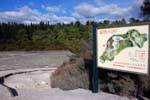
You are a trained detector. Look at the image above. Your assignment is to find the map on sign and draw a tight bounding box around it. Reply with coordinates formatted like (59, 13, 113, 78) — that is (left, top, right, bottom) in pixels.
(97, 25, 149, 74)
(100, 29, 148, 63)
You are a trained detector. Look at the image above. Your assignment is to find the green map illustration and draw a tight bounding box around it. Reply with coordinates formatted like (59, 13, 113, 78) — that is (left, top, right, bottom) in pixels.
(100, 29, 148, 63)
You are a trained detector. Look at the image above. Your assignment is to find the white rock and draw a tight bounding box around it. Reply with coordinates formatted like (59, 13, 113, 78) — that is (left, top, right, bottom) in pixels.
(40, 81, 47, 85)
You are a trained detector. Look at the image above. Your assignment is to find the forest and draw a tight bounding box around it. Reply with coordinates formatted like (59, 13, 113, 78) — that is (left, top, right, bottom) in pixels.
(0, 18, 149, 52)
(0, 21, 91, 52)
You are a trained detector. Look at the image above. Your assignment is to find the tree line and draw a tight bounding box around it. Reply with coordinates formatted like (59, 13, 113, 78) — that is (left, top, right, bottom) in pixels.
(0, 18, 149, 52)
(0, 21, 91, 52)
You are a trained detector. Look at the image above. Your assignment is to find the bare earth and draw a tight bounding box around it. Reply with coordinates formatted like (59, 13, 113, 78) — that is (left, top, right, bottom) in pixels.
(0, 51, 71, 71)
(0, 51, 138, 100)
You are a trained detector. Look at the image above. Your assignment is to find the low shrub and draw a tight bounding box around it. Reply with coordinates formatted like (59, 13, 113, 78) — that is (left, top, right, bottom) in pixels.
(50, 57, 89, 90)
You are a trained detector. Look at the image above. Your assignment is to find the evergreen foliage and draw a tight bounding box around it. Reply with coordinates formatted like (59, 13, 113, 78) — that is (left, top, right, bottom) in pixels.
(0, 19, 149, 52)
(141, 0, 150, 19)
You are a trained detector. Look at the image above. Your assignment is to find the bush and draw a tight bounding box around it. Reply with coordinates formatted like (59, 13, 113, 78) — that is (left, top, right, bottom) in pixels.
(137, 75, 150, 98)
(99, 71, 137, 96)
(50, 57, 89, 90)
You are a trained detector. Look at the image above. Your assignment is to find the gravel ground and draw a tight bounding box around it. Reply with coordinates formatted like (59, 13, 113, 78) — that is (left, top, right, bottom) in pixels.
(0, 51, 139, 100)
(13, 88, 138, 100)
(4, 70, 138, 100)
(0, 51, 72, 71)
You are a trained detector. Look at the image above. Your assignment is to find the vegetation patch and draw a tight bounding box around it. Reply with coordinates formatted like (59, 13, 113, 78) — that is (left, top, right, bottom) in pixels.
(51, 57, 89, 90)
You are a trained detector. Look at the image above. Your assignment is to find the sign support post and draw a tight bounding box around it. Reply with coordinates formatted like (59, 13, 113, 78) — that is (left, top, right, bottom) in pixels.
(92, 24, 99, 93)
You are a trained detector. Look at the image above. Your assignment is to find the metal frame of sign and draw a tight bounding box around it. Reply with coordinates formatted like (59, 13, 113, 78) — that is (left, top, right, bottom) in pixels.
(92, 24, 99, 93)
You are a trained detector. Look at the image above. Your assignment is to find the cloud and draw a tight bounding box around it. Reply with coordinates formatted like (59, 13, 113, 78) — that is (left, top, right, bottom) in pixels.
(41, 5, 67, 14)
(0, 6, 75, 24)
(41, 5, 60, 12)
(20, 6, 40, 15)
(127, 0, 144, 18)
(73, 3, 130, 19)
(72, 0, 145, 23)
(0, 6, 41, 24)
(94, 0, 105, 6)
(0, 6, 39, 17)
(34, 13, 76, 24)
(135, 0, 144, 4)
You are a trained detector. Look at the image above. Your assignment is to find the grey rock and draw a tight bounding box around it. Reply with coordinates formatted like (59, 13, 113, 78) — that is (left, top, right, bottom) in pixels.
(0, 84, 13, 99)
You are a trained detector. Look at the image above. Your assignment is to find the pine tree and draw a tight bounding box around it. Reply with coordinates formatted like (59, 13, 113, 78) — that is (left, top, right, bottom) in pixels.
(141, 0, 150, 19)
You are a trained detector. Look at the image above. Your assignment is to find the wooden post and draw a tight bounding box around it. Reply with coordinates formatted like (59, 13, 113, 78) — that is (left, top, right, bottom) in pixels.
(92, 24, 99, 93)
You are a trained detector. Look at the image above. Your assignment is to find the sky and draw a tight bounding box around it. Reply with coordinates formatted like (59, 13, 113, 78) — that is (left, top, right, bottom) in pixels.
(0, 0, 144, 24)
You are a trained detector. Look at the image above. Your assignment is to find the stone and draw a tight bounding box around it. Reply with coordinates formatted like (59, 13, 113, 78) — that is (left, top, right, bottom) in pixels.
(0, 84, 13, 98)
